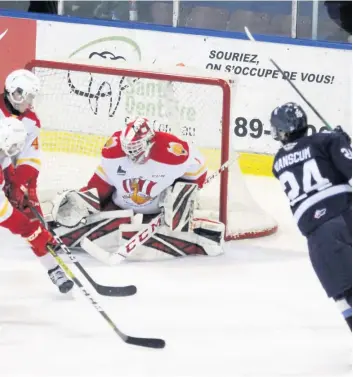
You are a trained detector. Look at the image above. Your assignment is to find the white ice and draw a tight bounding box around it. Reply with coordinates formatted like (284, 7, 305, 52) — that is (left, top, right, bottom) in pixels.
(0, 176, 351, 377)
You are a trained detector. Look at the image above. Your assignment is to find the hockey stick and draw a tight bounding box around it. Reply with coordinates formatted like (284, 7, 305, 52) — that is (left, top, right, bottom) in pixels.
(32, 207, 137, 297)
(31, 208, 165, 349)
(244, 27, 332, 130)
(82, 155, 238, 265)
(81, 212, 163, 265)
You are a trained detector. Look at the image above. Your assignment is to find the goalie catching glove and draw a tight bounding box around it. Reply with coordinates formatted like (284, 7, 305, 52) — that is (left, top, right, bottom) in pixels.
(46, 188, 136, 251)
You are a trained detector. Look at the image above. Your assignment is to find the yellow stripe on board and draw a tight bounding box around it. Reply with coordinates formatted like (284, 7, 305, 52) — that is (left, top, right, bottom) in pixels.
(199, 148, 274, 177)
(238, 153, 274, 177)
(40, 130, 108, 157)
(39, 130, 274, 177)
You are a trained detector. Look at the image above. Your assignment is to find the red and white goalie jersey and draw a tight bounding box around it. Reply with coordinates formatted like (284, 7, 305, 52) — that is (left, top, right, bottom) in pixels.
(85, 124, 207, 214)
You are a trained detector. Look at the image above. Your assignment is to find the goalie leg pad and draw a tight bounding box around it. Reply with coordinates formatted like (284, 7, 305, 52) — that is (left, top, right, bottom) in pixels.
(120, 218, 225, 261)
(52, 210, 134, 249)
(192, 218, 224, 246)
(159, 182, 198, 232)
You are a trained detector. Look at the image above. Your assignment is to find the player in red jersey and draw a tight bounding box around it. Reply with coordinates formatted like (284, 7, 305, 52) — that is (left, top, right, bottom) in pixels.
(0, 69, 43, 219)
(0, 117, 73, 293)
(49, 118, 225, 261)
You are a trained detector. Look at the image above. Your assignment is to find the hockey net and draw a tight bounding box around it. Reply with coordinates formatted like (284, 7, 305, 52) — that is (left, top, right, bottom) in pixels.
(25, 59, 277, 241)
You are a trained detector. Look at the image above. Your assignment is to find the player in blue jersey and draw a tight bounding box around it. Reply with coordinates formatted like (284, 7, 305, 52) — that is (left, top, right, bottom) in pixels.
(271, 102, 352, 331)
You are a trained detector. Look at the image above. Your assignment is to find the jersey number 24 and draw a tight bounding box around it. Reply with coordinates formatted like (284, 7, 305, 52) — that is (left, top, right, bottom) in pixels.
(279, 159, 331, 206)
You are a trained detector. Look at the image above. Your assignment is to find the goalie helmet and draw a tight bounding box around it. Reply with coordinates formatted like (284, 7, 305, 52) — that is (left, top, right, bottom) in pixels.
(121, 117, 155, 164)
(5, 69, 41, 113)
(270, 102, 308, 144)
(0, 117, 26, 157)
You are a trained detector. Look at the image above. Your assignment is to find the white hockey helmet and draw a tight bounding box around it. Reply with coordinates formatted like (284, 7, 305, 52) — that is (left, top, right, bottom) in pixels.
(121, 117, 155, 164)
(5, 69, 40, 112)
(0, 117, 27, 157)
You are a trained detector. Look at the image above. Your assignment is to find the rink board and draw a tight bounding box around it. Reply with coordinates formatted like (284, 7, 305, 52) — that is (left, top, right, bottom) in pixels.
(39, 129, 274, 177)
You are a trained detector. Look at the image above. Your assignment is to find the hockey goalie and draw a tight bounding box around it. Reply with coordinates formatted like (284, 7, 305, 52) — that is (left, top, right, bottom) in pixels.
(47, 117, 225, 262)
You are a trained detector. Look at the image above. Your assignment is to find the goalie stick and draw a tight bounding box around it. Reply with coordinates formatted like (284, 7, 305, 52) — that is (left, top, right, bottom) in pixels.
(31, 208, 165, 349)
(82, 155, 238, 265)
(244, 27, 332, 131)
(32, 207, 137, 297)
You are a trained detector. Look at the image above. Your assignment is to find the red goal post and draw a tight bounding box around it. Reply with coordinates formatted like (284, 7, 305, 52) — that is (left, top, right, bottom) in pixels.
(25, 59, 277, 241)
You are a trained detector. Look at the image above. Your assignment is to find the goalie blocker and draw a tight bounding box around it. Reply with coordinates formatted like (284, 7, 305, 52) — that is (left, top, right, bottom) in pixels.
(46, 183, 225, 261)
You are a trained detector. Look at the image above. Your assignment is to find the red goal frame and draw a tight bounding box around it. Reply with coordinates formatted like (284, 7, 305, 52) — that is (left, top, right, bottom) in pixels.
(26, 59, 232, 237)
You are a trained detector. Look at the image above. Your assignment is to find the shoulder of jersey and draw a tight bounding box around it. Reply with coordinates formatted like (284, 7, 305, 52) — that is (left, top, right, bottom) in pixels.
(102, 131, 126, 159)
(274, 132, 334, 159)
(150, 132, 190, 165)
(21, 109, 41, 127)
(309, 130, 337, 145)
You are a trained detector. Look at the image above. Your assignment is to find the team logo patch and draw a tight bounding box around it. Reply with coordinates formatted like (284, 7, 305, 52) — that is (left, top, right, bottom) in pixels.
(167, 142, 188, 157)
(314, 208, 326, 219)
(117, 166, 126, 175)
(122, 178, 157, 205)
(283, 142, 297, 151)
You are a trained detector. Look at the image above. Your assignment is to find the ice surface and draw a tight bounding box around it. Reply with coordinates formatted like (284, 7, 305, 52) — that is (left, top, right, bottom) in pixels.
(0, 176, 351, 377)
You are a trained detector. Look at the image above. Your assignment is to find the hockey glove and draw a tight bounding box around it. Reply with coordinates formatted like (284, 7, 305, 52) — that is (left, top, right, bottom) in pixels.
(8, 164, 32, 209)
(9, 165, 43, 217)
(3, 164, 15, 198)
(24, 180, 43, 217)
(334, 126, 351, 144)
(9, 183, 27, 210)
(24, 221, 57, 257)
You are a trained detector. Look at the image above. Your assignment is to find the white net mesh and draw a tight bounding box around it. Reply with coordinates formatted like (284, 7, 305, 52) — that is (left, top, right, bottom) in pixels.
(29, 59, 277, 240)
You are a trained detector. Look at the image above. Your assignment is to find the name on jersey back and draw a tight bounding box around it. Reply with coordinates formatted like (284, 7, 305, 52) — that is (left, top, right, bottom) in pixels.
(274, 147, 311, 173)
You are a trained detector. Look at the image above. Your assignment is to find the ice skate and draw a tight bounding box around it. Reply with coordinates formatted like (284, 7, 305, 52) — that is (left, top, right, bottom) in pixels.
(48, 265, 74, 293)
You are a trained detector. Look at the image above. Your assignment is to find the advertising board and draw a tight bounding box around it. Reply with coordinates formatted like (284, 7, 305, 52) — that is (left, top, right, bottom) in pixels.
(0, 17, 36, 86)
(35, 20, 351, 157)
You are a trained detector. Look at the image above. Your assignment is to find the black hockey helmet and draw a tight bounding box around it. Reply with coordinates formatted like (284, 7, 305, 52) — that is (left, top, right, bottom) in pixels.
(270, 102, 308, 143)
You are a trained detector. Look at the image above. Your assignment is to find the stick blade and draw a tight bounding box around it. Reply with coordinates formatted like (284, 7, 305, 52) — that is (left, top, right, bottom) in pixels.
(81, 237, 124, 265)
(95, 284, 137, 297)
(126, 336, 166, 349)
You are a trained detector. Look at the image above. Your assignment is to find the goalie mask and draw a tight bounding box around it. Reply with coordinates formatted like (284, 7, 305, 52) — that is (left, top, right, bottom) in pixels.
(121, 118, 155, 164)
(5, 69, 41, 113)
(0, 117, 26, 157)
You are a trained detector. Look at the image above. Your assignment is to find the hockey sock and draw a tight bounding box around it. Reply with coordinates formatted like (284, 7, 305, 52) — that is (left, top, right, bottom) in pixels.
(38, 252, 59, 271)
(335, 288, 352, 331)
(345, 289, 352, 331)
(345, 316, 352, 331)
